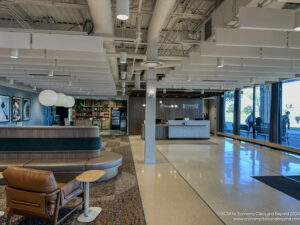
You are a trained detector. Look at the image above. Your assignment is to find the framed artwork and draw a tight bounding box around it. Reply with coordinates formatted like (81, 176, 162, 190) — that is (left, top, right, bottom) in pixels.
(23, 98, 31, 121)
(0, 95, 10, 122)
(12, 97, 22, 121)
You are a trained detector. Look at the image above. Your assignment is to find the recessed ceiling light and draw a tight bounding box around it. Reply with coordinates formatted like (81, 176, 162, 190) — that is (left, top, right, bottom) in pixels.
(116, 0, 129, 21)
(10, 48, 18, 59)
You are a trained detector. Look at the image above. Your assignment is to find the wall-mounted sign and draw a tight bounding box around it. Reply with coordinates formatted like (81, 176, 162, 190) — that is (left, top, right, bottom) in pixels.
(160, 104, 178, 109)
(183, 104, 198, 109)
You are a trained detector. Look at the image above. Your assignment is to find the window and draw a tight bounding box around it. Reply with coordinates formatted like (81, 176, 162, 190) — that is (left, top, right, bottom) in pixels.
(240, 88, 253, 138)
(282, 79, 300, 149)
(254, 84, 271, 141)
(224, 91, 234, 134)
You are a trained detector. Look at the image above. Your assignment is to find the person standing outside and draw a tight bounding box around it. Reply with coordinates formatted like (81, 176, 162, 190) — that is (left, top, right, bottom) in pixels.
(282, 111, 290, 137)
(246, 112, 254, 131)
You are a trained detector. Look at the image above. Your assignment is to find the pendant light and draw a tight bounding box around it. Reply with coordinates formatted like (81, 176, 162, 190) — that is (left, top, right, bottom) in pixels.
(39, 90, 58, 106)
(10, 48, 18, 59)
(120, 52, 127, 64)
(217, 57, 224, 68)
(55, 93, 67, 107)
(65, 96, 75, 108)
(116, 0, 130, 21)
(295, 11, 300, 31)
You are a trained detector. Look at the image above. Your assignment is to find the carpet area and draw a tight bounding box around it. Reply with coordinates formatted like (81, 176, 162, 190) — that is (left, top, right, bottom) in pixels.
(253, 176, 300, 201)
(0, 136, 146, 225)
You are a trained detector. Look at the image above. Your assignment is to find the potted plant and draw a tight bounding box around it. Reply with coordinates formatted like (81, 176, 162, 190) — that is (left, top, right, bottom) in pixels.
(16, 119, 23, 126)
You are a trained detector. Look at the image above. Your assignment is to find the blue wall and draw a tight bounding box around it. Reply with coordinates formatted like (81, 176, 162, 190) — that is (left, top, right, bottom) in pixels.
(0, 85, 45, 126)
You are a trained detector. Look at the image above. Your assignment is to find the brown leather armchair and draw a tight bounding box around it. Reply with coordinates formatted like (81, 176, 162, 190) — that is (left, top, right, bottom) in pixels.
(3, 166, 85, 225)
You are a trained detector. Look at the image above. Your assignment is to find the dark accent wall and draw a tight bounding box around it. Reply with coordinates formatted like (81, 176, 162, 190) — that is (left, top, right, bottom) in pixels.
(0, 85, 45, 126)
(129, 97, 204, 135)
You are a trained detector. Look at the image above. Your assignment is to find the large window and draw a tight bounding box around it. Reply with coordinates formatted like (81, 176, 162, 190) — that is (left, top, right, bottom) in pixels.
(224, 91, 234, 134)
(254, 84, 271, 141)
(282, 79, 300, 149)
(240, 88, 253, 138)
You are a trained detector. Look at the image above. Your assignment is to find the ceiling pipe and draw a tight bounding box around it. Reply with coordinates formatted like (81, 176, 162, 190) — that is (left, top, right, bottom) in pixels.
(87, 0, 119, 88)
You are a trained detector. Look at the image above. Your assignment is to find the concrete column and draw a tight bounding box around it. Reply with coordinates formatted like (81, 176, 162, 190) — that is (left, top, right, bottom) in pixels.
(144, 69, 156, 164)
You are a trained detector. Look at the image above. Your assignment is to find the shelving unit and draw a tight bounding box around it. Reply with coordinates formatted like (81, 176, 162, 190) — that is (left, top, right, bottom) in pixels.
(72, 99, 126, 130)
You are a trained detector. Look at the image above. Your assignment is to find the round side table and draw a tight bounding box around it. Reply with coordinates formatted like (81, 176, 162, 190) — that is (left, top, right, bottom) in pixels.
(0, 172, 4, 218)
(76, 170, 106, 223)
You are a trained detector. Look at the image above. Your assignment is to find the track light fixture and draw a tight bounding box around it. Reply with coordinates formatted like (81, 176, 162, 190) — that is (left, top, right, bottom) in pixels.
(68, 81, 72, 86)
(33, 86, 37, 91)
(9, 80, 14, 85)
(10, 48, 18, 59)
(116, 0, 130, 21)
(186, 76, 191, 82)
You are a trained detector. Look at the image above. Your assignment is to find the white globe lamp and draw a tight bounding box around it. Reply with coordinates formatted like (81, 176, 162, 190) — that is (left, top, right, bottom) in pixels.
(55, 93, 67, 107)
(39, 90, 58, 106)
(64, 96, 75, 108)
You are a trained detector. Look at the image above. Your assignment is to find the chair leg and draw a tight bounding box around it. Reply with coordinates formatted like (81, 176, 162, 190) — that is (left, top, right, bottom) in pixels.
(6, 213, 12, 225)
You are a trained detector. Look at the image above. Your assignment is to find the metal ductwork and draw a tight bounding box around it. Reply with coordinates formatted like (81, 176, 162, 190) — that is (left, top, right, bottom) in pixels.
(146, 0, 176, 61)
(87, 0, 119, 86)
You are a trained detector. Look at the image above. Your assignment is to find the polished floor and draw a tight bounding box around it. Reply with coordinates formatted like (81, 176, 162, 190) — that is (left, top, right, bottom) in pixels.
(130, 135, 300, 225)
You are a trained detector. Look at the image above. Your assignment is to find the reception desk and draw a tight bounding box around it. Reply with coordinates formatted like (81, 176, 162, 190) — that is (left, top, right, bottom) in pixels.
(142, 120, 210, 139)
(168, 120, 210, 139)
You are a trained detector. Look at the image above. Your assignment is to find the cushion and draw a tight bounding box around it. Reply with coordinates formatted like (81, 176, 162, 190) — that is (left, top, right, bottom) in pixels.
(3, 167, 58, 193)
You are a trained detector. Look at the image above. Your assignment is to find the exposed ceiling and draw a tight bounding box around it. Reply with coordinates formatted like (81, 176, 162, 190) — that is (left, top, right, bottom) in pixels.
(0, 0, 299, 96)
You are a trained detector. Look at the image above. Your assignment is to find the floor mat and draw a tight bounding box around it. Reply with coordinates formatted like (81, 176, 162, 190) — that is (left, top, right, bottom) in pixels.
(0, 136, 146, 225)
(253, 176, 300, 201)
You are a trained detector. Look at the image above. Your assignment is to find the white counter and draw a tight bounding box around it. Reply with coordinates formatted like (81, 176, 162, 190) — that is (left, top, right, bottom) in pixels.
(168, 120, 210, 139)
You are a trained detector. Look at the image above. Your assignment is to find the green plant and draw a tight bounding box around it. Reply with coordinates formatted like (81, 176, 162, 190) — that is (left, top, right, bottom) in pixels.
(103, 104, 109, 110)
(17, 119, 23, 122)
(76, 103, 84, 109)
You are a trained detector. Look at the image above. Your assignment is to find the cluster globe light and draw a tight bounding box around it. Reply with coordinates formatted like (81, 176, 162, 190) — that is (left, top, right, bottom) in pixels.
(65, 96, 75, 108)
(55, 93, 67, 107)
(39, 90, 58, 106)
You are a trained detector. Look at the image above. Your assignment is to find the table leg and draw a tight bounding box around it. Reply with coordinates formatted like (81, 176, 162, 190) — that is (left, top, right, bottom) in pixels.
(84, 182, 90, 217)
(78, 182, 102, 223)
